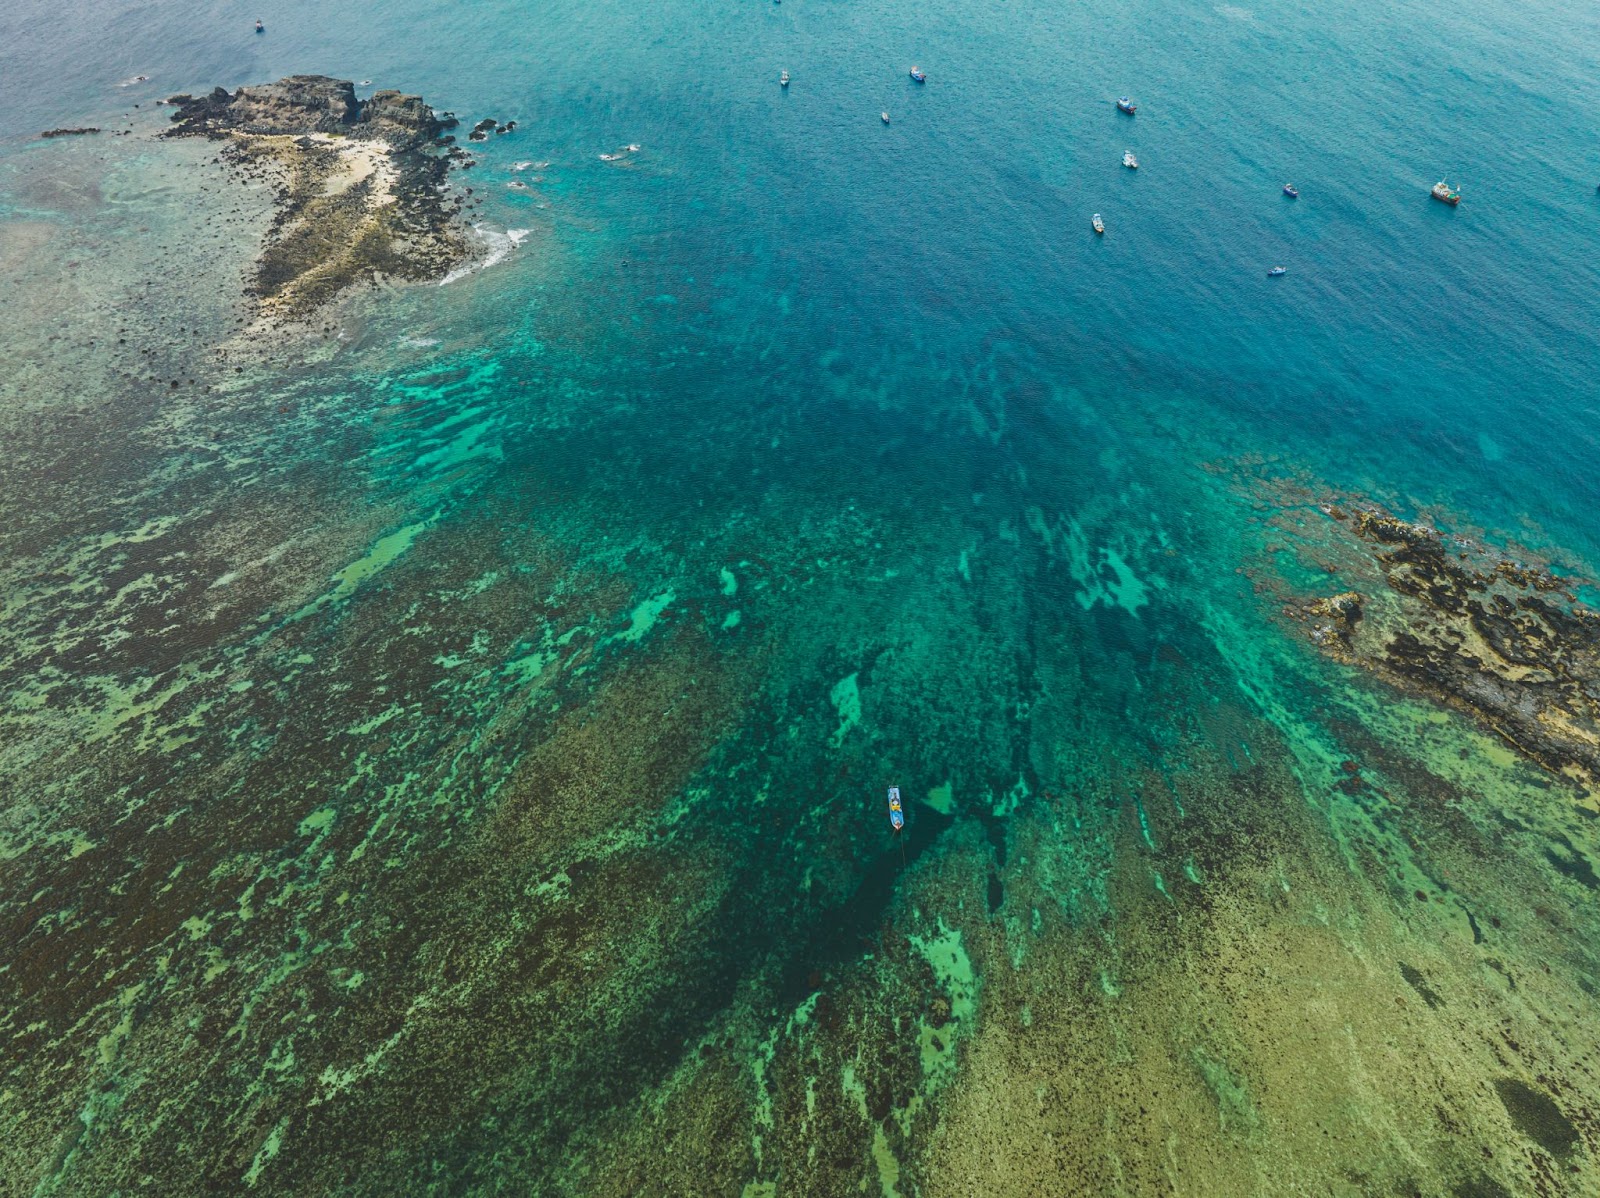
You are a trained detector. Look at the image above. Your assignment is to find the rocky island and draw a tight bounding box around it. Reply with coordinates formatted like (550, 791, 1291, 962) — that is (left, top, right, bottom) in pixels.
(162, 75, 473, 320)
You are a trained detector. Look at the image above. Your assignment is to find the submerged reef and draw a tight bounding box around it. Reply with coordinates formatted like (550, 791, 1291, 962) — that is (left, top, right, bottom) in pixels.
(1291, 507, 1600, 804)
(163, 75, 471, 320)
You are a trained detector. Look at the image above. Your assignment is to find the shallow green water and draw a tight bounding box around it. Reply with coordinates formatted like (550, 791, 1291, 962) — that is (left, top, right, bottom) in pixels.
(2, 0, 1600, 1191)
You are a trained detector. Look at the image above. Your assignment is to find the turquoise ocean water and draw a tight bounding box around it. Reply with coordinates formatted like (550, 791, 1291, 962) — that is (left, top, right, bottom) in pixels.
(4, 0, 1600, 1191)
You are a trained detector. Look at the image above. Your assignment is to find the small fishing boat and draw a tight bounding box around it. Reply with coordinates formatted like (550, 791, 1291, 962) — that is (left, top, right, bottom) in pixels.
(1431, 180, 1461, 205)
(887, 787, 905, 831)
(1283, 183, 1299, 198)
(1123, 151, 1138, 169)
(780, 70, 790, 87)
(910, 66, 926, 83)
(1117, 96, 1137, 114)
(254, 19, 264, 32)
(1092, 213, 1105, 235)
(1267, 265, 1287, 277)
(882, 111, 891, 124)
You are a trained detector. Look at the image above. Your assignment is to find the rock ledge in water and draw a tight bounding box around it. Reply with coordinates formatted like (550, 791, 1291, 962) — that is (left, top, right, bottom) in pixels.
(1300, 507, 1600, 801)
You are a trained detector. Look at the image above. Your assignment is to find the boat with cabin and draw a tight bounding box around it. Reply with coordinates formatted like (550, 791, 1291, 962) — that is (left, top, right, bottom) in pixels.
(780, 70, 789, 87)
(1117, 96, 1137, 114)
(887, 787, 905, 831)
(910, 66, 926, 82)
(1123, 151, 1138, 169)
(1431, 180, 1461, 205)
(1283, 183, 1299, 198)
(1092, 213, 1105, 235)
(1268, 265, 1287, 276)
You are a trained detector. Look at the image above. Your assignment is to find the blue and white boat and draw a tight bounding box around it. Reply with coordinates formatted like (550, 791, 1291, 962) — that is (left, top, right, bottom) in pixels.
(887, 786, 905, 831)
(1117, 96, 1137, 114)
(1267, 265, 1287, 276)
(910, 66, 927, 83)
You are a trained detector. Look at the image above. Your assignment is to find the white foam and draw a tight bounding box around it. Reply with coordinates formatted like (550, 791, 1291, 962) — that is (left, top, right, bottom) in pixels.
(439, 226, 531, 285)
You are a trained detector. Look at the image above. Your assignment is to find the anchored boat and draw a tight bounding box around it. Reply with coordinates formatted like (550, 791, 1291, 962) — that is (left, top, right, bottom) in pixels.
(1092, 213, 1105, 235)
(780, 70, 789, 87)
(1268, 265, 1287, 276)
(1117, 96, 1137, 114)
(910, 66, 926, 82)
(1283, 183, 1299, 198)
(1431, 180, 1461, 205)
(1123, 150, 1138, 169)
(887, 787, 905, 831)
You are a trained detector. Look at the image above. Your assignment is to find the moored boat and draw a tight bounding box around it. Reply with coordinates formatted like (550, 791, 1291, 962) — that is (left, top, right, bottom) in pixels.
(1092, 213, 1105, 234)
(1283, 183, 1299, 198)
(780, 70, 789, 87)
(1431, 180, 1461, 205)
(1117, 96, 1137, 114)
(910, 66, 926, 82)
(1268, 265, 1287, 276)
(1123, 150, 1138, 169)
(888, 787, 905, 831)
(882, 111, 891, 124)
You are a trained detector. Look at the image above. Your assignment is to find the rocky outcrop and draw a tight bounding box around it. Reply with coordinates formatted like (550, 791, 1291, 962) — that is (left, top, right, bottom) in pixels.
(162, 76, 471, 320)
(1299, 507, 1600, 794)
(39, 127, 101, 138)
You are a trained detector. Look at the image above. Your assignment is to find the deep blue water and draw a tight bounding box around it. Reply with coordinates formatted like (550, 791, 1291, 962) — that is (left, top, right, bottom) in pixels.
(6, 0, 1600, 560)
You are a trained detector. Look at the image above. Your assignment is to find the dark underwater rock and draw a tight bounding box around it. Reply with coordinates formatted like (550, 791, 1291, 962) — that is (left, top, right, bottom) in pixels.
(1493, 1077, 1579, 1158)
(39, 127, 101, 138)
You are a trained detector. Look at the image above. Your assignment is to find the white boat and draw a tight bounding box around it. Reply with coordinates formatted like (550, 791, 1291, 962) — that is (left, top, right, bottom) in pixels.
(1092, 213, 1105, 234)
(1123, 151, 1138, 169)
(780, 71, 790, 87)
(882, 111, 891, 124)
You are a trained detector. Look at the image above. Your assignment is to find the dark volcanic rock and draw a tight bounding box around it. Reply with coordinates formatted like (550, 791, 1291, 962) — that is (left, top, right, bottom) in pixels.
(165, 76, 459, 150)
(40, 127, 101, 138)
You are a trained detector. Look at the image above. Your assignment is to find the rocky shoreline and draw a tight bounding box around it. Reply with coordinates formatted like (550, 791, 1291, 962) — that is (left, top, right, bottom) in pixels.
(162, 76, 475, 321)
(1287, 503, 1600, 808)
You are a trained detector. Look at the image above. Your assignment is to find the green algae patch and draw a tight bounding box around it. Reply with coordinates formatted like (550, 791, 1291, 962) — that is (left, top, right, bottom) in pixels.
(991, 775, 1029, 819)
(289, 517, 433, 622)
(829, 672, 862, 747)
(909, 919, 977, 1025)
(297, 806, 336, 837)
(611, 588, 676, 645)
(720, 566, 739, 596)
(925, 781, 955, 815)
(1192, 1048, 1257, 1131)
